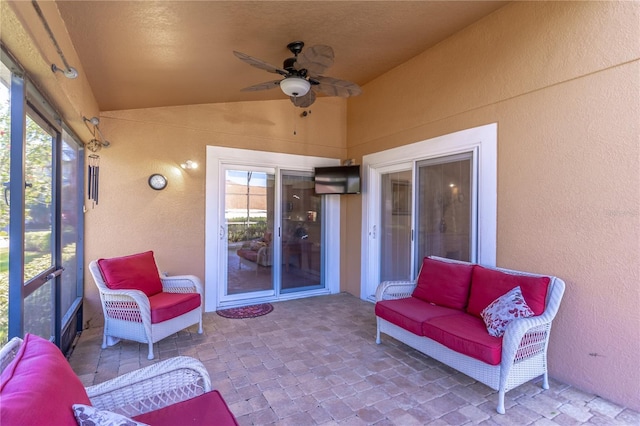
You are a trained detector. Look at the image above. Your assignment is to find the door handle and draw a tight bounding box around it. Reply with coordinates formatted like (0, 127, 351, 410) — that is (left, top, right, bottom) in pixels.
(3, 181, 33, 206)
(45, 267, 64, 282)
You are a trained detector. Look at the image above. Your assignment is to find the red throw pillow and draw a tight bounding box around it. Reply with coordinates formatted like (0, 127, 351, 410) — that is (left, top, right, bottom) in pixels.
(411, 257, 474, 310)
(97, 251, 163, 297)
(0, 333, 91, 426)
(467, 265, 550, 317)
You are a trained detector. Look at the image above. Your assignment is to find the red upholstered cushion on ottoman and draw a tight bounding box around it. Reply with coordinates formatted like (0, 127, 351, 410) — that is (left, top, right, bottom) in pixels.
(133, 390, 239, 426)
(375, 297, 461, 336)
(412, 257, 474, 310)
(0, 334, 92, 426)
(97, 250, 163, 297)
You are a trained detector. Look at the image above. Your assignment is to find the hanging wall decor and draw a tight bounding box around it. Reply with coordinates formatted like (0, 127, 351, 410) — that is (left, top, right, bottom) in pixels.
(88, 154, 100, 207)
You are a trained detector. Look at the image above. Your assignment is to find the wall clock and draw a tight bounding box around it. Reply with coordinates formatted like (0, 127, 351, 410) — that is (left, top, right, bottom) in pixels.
(148, 173, 167, 190)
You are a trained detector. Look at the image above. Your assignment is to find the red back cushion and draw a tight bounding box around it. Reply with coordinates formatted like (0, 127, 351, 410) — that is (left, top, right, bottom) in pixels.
(411, 257, 474, 310)
(97, 251, 163, 297)
(0, 333, 91, 426)
(466, 265, 550, 317)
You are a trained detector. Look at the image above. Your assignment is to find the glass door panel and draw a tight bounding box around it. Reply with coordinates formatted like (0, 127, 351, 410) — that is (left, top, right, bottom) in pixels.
(225, 169, 275, 297)
(0, 64, 10, 343)
(23, 112, 55, 340)
(416, 153, 473, 264)
(23, 114, 54, 282)
(380, 170, 413, 282)
(60, 133, 81, 320)
(281, 171, 323, 293)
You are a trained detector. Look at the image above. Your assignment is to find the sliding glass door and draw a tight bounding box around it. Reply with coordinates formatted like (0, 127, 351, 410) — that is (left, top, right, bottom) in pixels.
(221, 167, 326, 304)
(416, 153, 473, 262)
(364, 155, 476, 299)
(361, 124, 497, 301)
(22, 112, 56, 339)
(379, 169, 412, 282)
(280, 171, 323, 293)
(1, 52, 84, 350)
(209, 149, 340, 310)
(224, 168, 275, 300)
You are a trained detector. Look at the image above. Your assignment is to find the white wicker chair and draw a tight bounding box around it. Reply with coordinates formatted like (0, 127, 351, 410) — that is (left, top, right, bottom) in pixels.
(0, 337, 211, 418)
(89, 260, 204, 360)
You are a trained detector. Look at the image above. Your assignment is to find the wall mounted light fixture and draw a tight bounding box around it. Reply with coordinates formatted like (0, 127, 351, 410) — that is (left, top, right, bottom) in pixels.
(180, 160, 198, 170)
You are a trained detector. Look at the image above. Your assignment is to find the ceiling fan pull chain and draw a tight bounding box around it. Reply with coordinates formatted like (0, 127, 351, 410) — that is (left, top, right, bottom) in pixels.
(293, 105, 297, 135)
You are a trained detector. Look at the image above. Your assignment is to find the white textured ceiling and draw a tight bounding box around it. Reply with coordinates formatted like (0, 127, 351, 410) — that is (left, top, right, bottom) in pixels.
(55, 1, 506, 111)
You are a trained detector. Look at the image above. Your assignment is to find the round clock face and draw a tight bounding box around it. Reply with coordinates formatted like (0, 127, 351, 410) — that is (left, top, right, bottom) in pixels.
(148, 174, 167, 190)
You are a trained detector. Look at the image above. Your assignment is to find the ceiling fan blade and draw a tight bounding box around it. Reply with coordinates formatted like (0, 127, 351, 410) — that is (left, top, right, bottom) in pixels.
(233, 51, 288, 76)
(240, 80, 281, 92)
(295, 45, 334, 76)
(290, 90, 316, 108)
(314, 76, 363, 98)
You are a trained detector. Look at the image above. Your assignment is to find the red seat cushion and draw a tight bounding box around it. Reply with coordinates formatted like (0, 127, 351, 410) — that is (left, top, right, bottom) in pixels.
(375, 297, 461, 336)
(237, 248, 258, 263)
(132, 390, 238, 426)
(0, 334, 92, 426)
(150, 292, 201, 324)
(422, 313, 503, 365)
(466, 266, 550, 317)
(98, 251, 163, 297)
(411, 257, 474, 310)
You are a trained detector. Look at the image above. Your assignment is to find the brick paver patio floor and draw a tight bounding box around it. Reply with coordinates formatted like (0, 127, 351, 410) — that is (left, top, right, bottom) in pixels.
(69, 293, 639, 425)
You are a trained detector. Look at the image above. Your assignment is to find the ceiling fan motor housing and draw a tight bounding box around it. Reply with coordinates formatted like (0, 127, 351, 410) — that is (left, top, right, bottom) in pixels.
(283, 57, 297, 72)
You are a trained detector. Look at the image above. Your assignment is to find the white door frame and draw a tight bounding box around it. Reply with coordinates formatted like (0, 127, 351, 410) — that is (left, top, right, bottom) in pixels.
(360, 123, 497, 301)
(205, 146, 341, 311)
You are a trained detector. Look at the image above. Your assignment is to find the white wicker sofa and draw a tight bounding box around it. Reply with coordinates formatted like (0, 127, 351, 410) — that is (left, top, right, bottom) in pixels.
(0, 334, 238, 425)
(375, 256, 565, 414)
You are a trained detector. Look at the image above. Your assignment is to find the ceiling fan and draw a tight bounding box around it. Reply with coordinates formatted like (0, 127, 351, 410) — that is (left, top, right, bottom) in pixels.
(233, 41, 362, 108)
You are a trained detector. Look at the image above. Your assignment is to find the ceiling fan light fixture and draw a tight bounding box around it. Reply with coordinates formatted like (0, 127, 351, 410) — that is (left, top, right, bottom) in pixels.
(280, 77, 310, 97)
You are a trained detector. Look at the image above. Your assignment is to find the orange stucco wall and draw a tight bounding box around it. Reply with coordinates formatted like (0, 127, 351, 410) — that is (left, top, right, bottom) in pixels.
(345, 1, 640, 411)
(2, 0, 639, 412)
(82, 99, 346, 327)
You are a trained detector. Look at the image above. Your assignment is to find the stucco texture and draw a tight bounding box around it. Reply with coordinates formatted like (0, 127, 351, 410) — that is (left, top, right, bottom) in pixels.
(345, 1, 640, 411)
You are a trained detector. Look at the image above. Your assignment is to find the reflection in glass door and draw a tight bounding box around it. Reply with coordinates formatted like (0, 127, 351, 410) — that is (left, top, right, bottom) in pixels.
(380, 170, 412, 282)
(281, 171, 323, 293)
(416, 153, 473, 263)
(224, 169, 275, 298)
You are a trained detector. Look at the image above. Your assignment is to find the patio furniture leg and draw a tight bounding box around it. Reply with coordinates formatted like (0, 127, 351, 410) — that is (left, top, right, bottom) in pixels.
(542, 372, 550, 389)
(497, 389, 506, 414)
(147, 343, 154, 360)
(102, 334, 107, 349)
(376, 318, 381, 344)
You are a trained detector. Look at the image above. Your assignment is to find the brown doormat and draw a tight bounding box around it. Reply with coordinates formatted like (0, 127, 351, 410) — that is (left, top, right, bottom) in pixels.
(216, 303, 274, 319)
